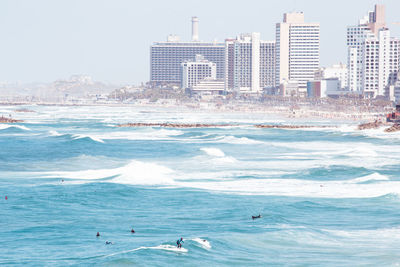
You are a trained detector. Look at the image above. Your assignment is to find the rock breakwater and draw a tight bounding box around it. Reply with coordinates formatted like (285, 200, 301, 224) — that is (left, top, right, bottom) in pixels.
(0, 116, 23, 123)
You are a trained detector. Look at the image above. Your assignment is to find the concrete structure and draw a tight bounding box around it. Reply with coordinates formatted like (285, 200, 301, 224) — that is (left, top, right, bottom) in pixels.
(315, 63, 348, 89)
(362, 30, 400, 97)
(192, 17, 199, 42)
(224, 33, 275, 93)
(181, 55, 216, 89)
(388, 72, 400, 103)
(280, 80, 300, 97)
(192, 78, 225, 94)
(307, 78, 341, 98)
(276, 12, 320, 92)
(347, 4, 400, 97)
(150, 17, 225, 85)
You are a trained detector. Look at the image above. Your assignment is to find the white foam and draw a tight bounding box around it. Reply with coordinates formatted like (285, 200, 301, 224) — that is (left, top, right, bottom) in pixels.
(322, 228, 400, 240)
(192, 238, 211, 249)
(104, 244, 187, 258)
(219, 135, 264, 145)
(200, 147, 225, 157)
(88, 129, 184, 141)
(71, 134, 105, 143)
(110, 161, 174, 185)
(178, 176, 400, 198)
(0, 124, 30, 131)
(350, 173, 390, 183)
(45, 160, 175, 186)
(149, 244, 188, 253)
(49, 130, 63, 136)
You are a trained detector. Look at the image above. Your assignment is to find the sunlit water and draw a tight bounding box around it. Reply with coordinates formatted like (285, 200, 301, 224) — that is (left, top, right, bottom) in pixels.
(1, 105, 400, 266)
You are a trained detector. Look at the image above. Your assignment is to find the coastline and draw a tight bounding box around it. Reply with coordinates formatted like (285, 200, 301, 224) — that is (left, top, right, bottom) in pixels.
(0, 100, 389, 123)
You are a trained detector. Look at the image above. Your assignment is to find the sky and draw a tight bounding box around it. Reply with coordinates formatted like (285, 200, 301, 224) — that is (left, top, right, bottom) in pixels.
(0, 0, 399, 85)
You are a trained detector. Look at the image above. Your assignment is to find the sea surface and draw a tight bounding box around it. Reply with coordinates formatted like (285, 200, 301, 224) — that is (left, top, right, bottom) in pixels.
(1, 105, 400, 266)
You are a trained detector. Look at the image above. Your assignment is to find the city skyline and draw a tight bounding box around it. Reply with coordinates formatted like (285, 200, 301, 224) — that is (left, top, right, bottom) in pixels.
(0, 0, 399, 84)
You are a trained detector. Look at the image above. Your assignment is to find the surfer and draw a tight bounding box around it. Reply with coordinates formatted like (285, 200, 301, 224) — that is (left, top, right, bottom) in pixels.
(96, 232, 100, 237)
(252, 214, 261, 220)
(176, 238, 184, 248)
(131, 228, 135, 233)
(105, 241, 113, 245)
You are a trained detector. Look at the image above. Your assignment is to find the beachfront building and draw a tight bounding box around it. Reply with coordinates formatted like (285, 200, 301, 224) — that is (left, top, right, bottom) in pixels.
(150, 17, 225, 86)
(315, 63, 348, 90)
(224, 33, 275, 93)
(307, 78, 341, 98)
(181, 55, 217, 89)
(276, 12, 320, 95)
(279, 80, 300, 97)
(347, 4, 400, 98)
(192, 78, 225, 95)
(387, 71, 400, 103)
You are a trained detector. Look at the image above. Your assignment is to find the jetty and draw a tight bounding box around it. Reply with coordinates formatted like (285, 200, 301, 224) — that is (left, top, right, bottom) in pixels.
(0, 116, 23, 123)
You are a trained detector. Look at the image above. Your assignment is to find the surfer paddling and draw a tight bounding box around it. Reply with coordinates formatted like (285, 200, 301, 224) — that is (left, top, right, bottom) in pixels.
(252, 214, 262, 220)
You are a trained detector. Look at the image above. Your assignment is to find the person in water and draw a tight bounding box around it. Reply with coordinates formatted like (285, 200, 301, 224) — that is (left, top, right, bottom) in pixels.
(131, 228, 135, 233)
(96, 232, 100, 237)
(176, 238, 184, 248)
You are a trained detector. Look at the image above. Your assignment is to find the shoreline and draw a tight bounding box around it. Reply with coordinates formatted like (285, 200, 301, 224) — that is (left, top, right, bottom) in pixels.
(0, 101, 389, 123)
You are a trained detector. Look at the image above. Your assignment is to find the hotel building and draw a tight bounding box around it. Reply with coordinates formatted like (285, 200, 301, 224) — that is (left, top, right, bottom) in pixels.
(224, 33, 275, 93)
(150, 17, 225, 85)
(275, 12, 320, 93)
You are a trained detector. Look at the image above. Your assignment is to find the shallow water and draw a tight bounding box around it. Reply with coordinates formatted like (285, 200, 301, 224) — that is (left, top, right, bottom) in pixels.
(1, 105, 400, 266)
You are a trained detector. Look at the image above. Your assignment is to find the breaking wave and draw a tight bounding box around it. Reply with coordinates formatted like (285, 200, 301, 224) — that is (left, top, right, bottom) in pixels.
(0, 124, 31, 131)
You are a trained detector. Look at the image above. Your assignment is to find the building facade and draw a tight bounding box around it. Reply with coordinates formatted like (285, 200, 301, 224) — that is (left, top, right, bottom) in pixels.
(224, 33, 275, 93)
(347, 4, 400, 97)
(276, 12, 320, 93)
(151, 42, 225, 85)
(181, 55, 216, 89)
(315, 63, 348, 90)
(307, 79, 341, 98)
(150, 17, 225, 85)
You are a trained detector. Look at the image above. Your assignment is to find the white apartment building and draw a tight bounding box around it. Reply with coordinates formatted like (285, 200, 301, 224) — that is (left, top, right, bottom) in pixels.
(224, 33, 275, 93)
(276, 12, 320, 93)
(362, 30, 400, 97)
(347, 4, 400, 97)
(315, 63, 348, 89)
(181, 55, 217, 89)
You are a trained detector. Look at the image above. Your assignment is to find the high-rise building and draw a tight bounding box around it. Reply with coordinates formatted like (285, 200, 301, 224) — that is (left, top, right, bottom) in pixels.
(150, 17, 225, 85)
(181, 55, 216, 89)
(224, 33, 275, 93)
(276, 12, 320, 93)
(347, 4, 400, 97)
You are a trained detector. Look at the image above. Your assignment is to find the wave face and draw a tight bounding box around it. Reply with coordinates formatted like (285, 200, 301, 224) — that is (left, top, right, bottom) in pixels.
(1, 105, 400, 266)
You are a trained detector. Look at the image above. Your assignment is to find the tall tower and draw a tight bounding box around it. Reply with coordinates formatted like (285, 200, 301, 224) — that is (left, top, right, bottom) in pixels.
(192, 17, 199, 42)
(275, 12, 320, 93)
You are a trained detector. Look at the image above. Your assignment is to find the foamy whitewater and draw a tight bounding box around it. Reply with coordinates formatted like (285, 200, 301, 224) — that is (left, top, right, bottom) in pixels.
(1, 105, 400, 266)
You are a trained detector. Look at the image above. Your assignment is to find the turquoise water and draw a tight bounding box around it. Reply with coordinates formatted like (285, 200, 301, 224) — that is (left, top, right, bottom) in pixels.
(1, 105, 400, 266)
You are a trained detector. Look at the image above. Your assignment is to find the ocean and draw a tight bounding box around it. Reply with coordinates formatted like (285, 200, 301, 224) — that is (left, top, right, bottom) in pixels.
(1, 105, 400, 266)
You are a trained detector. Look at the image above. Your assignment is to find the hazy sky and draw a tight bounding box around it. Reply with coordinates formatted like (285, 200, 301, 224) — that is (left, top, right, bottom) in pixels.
(0, 0, 398, 84)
